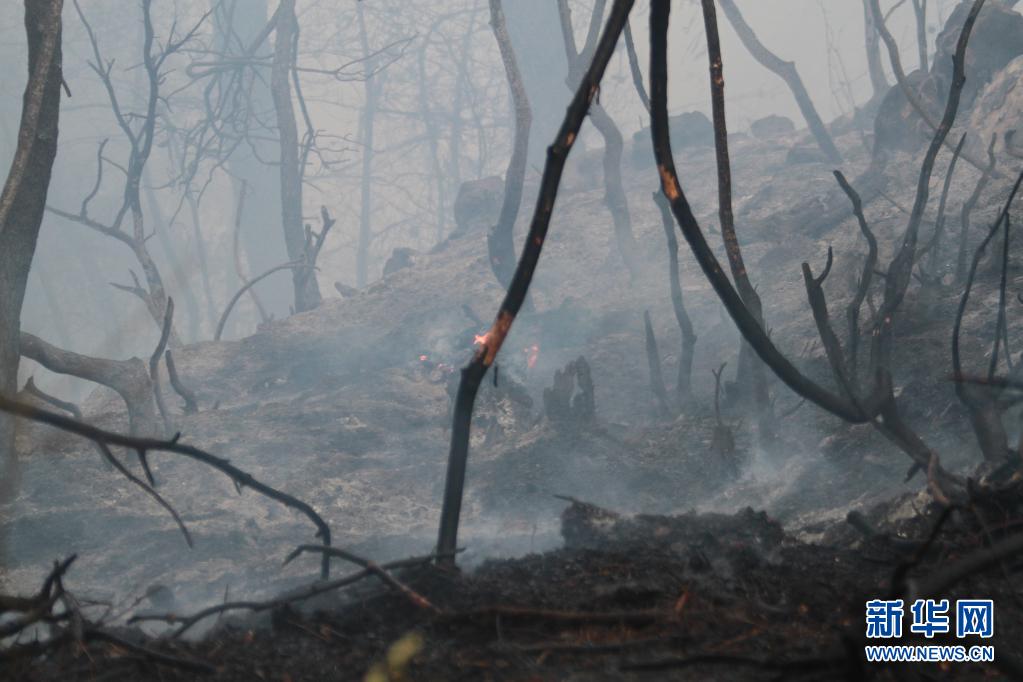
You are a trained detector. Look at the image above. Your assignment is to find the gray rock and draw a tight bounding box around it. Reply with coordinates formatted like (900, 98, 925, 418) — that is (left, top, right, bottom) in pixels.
(750, 114, 795, 140)
(451, 175, 503, 237)
(668, 111, 715, 148)
(382, 247, 417, 277)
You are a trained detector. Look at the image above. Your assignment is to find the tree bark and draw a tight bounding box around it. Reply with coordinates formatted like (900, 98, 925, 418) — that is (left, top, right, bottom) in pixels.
(271, 0, 321, 311)
(717, 0, 842, 164)
(0, 0, 63, 526)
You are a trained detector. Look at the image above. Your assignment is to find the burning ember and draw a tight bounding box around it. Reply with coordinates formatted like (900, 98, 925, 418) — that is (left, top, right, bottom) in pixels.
(473, 332, 489, 346)
(418, 353, 455, 377)
(525, 343, 540, 369)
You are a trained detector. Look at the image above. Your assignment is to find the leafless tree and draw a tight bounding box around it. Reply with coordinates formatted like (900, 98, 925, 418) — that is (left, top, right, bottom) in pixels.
(47, 0, 208, 346)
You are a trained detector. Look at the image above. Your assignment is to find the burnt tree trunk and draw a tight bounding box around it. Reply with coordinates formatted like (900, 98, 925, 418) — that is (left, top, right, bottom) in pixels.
(271, 0, 321, 311)
(0, 0, 63, 528)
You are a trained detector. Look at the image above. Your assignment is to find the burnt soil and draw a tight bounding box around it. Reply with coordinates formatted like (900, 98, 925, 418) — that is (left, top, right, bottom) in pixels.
(5, 497, 1023, 681)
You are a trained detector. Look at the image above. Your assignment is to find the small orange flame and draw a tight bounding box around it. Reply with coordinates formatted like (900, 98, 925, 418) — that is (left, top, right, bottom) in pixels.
(419, 354, 428, 362)
(474, 332, 488, 346)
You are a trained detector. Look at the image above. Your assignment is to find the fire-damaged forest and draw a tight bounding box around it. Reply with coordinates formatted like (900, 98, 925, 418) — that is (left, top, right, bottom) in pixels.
(2, 0, 1023, 679)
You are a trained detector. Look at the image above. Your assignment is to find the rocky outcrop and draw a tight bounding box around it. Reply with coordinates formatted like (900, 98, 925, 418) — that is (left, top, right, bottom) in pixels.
(968, 54, 1023, 160)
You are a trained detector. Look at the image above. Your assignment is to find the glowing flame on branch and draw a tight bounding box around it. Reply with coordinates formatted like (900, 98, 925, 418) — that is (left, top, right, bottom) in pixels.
(473, 332, 489, 346)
